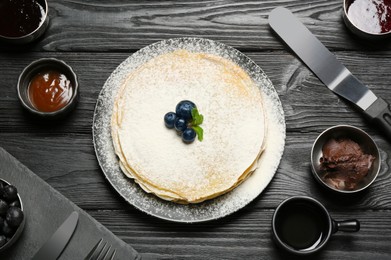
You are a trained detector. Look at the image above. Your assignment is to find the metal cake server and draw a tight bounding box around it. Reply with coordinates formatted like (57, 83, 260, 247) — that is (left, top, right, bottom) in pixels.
(269, 7, 391, 140)
(32, 211, 79, 260)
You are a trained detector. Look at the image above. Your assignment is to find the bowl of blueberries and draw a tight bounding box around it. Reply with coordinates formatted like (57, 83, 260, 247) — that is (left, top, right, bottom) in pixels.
(0, 179, 25, 252)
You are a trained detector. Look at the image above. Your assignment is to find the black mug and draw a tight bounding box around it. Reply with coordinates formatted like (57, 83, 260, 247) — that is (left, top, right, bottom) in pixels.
(271, 196, 360, 255)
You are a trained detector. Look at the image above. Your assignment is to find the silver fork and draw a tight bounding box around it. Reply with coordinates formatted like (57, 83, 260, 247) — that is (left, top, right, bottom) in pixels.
(85, 238, 116, 260)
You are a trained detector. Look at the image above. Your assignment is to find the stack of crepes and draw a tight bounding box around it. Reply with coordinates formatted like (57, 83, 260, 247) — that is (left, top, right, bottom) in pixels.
(111, 50, 267, 204)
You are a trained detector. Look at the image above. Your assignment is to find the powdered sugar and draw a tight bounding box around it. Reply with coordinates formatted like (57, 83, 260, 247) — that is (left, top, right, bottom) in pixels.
(112, 50, 266, 202)
(93, 38, 285, 222)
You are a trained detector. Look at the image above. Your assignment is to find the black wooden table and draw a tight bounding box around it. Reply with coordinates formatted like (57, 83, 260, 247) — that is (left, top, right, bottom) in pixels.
(1, 1, 391, 259)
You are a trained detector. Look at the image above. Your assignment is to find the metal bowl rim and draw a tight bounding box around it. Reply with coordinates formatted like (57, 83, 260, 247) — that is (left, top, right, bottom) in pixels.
(310, 124, 381, 194)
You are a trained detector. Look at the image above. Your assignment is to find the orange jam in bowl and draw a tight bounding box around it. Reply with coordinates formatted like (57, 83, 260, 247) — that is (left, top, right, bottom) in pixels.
(28, 70, 74, 112)
(17, 58, 79, 119)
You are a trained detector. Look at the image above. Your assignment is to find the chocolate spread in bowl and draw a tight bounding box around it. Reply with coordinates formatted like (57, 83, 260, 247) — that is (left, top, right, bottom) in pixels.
(320, 138, 375, 191)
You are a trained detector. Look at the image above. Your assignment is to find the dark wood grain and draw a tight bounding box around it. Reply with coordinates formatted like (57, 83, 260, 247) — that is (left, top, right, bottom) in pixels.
(1, 131, 390, 212)
(1, 51, 391, 133)
(1, 0, 391, 258)
(1, 0, 390, 52)
(89, 209, 391, 259)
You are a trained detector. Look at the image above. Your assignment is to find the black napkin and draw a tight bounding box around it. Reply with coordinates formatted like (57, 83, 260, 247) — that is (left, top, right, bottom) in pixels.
(0, 147, 141, 260)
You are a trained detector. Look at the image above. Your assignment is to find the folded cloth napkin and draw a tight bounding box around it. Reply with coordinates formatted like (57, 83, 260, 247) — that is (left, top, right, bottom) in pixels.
(0, 147, 141, 260)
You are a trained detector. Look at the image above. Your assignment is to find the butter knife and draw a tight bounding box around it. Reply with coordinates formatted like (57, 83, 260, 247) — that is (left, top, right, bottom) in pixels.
(32, 211, 79, 260)
(269, 7, 391, 140)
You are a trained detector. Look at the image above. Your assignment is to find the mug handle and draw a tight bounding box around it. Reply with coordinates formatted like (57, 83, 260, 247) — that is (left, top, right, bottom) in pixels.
(332, 219, 360, 233)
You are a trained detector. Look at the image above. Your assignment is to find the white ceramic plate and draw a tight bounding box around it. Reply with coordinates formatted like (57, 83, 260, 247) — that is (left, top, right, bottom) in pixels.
(93, 38, 285, 223)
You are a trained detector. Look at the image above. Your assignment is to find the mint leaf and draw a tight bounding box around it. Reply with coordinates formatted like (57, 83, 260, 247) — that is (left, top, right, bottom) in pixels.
(192, 126, 204, 141)
(191, 108, 204, 126)
(195, 114, 203, 125)
(191, 108, 199, 123)
(191, 107, 198, 119)
(191, 107, 204, 141)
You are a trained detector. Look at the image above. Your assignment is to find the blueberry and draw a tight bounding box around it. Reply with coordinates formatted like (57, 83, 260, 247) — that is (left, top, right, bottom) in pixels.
(0, 235, 6, 247)
(0, 182, 4, 199)
(174, 117, 188, 133)
(2, 220, 14, 237)
(0, 216, 4, 231)
(3, 185, 17, 202)
(0, 200, 8, 216)
(9, 200, 20, 209)
(176, 100, 196, 121)
(164, 112, 177, 129)
(6, 207, 23, 228)
(182, 128, 196, 143)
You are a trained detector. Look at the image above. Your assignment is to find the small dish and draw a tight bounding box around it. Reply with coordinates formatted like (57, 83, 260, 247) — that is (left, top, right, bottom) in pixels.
(272, 196, 360, 255)
(343, 0, 391, 40)
(311, 125, 380, 194)
(17, 58, 79, 119)
(0, 178, 25, 253)
(0, 0, 49, 44)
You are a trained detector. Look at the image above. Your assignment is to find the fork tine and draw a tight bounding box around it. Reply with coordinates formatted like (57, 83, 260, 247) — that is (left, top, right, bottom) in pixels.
(108, 249, 116, 260)
(96, 242, 108, 260)
(85, 238, 116, 260)
(108, 249, 117, 260)
(98, 244, 111, 260)
(85, 238, 103, 260)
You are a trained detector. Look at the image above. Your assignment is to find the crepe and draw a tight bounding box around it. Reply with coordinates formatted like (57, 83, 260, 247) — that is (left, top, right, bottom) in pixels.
(111, 50, 266, 203)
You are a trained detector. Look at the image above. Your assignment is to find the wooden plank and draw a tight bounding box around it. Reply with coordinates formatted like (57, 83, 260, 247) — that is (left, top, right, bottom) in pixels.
(1, 132, 390, 211)
(87, 208, 391, 259)
(1, 51, 390, 211)
(1, 0, 390, 52)
(0, 51, 390, 134)
(1, 1, 390, 258)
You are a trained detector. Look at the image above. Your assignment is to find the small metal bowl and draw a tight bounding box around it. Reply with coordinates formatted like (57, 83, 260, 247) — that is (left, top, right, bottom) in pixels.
(0, 178, 25, 253)
(17, 58, 79, 119)
(311, 125, 381, 194)
(343, 0, 391, 40)
(0, 0, 49, 44)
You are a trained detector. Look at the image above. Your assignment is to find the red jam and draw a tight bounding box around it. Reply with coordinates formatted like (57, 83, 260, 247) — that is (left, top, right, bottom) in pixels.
(28, 70, 73, 112)
(0, 0, 46, 37)
(347, 0, 391, 34)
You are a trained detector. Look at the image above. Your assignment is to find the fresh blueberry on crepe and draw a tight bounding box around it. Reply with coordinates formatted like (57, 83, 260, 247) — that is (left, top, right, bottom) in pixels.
(182, 128, 196, 143)
(164, 100, 204, 142)
(164, 112, 177, 129)
(176, 100, 196, 120)
(174, 117, 188, 133)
